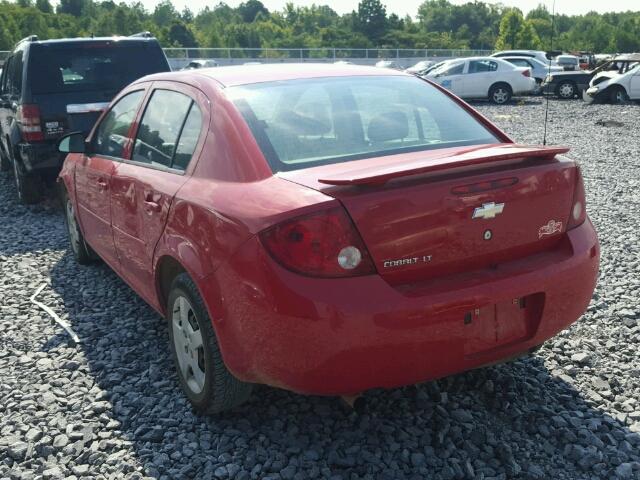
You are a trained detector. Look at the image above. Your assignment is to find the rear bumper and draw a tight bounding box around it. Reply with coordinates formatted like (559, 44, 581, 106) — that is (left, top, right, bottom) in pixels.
(206, 219, 599, 396)
(18, 142, 64, 174)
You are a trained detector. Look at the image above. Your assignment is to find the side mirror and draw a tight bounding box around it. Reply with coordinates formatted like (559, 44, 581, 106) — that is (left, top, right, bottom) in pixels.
(58, 132, 86, 154)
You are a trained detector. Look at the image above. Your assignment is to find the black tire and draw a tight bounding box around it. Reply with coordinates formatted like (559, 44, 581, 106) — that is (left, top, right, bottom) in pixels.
(556, 81, 576, 99)
(0, 143, 10, 172)
(168, 273, 252, 414)
(62, 189, 97, 265)
(12, 154, 41, 204)
(489, 83, 512, 104)
(609, 86, 629, 104)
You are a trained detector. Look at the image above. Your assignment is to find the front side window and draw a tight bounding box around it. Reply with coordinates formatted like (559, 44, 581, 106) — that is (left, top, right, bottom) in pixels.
(93, 90, 144, 158)
(132, 89, 199, 169)
(228, 76, 499, 172)
(438, 62, 464, 76)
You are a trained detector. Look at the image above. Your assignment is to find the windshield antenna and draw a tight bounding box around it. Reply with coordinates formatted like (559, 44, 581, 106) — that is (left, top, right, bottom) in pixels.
(543, 0, 556, 146)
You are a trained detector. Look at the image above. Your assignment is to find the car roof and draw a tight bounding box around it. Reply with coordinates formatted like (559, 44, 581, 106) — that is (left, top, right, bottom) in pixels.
(140, 63, 409, 88)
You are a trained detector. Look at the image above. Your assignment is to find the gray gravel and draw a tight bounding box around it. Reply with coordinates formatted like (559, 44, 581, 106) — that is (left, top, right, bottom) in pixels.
(1, 99, 639, 480)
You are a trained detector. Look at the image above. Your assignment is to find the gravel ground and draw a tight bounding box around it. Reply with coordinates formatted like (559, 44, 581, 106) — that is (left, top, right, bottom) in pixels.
(1, 99, 639, 480)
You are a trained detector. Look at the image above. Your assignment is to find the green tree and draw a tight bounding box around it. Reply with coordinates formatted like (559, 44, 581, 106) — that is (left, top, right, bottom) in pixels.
(153, 0, 178, 27)
(495, 8, 524, 50)
(57, 0, 87, 17)
(167, 20, 197, 47)
(237, 0, 268, 23)
(516, 20, 542, 49)
(355, 0, 387, 44)
(35, 0, 53, 13)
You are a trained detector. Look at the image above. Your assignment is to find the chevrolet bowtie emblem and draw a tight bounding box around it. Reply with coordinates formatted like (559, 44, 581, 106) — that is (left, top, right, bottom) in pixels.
(472, 202, 505, 219)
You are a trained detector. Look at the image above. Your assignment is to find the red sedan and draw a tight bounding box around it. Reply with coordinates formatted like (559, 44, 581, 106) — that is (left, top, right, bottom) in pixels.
(57, 64, 599, 414)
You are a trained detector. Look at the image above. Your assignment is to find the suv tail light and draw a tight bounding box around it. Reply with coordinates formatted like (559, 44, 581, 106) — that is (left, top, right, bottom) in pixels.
(522, 69, 531, 77)
(260, 207, 376, 278)
(567, 165, 586, 230)
(17, 104, 44, 142)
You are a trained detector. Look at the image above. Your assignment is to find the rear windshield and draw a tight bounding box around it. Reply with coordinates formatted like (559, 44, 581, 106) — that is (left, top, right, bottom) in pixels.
(28, 43, 168, 95)
(227, 76, 499, 172)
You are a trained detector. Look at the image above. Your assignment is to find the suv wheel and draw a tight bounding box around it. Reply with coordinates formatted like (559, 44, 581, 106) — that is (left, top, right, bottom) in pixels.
(557, 81, 576, 99)
(168, 273, 253, 414)
(489, 84, 512, 104)
(0, 144, 10, 172)
(12, 156, 42, 204)
(62, 189, 97, 264)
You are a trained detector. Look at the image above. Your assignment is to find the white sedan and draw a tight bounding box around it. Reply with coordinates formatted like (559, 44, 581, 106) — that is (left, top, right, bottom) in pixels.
(586, 61, 640, 104)
(425, 57, 537, 104)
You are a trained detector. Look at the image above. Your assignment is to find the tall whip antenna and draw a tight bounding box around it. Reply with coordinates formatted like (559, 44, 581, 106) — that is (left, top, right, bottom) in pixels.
(542, 0, 556, 145)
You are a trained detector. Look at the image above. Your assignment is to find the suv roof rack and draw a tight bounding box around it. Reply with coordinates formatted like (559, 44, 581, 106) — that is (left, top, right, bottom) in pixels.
(16, 35, 38, 45)
(129, 31, 153, 38)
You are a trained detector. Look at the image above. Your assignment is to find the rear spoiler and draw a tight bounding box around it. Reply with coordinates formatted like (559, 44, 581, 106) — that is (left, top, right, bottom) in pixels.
(318, 144, 570, 186)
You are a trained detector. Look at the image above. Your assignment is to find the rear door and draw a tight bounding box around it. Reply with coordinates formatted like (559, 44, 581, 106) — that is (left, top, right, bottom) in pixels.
(630, 68, 640, 99)
(110, 83, 207, 304)
(75, 89, 146, 268)
(465, 60, 499, 97)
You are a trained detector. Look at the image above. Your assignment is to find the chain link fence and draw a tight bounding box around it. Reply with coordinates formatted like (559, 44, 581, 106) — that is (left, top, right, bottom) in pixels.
(0, 47, 493, 69)
(163, 47, 493, 60)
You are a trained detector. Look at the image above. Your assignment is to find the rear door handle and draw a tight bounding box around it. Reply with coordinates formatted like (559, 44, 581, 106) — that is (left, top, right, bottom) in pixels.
(96, 179, 108, 191)
(144, 200, 161, 213)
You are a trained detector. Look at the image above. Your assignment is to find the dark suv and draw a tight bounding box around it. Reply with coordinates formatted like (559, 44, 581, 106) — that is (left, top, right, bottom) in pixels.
(0, 34, 170, 203)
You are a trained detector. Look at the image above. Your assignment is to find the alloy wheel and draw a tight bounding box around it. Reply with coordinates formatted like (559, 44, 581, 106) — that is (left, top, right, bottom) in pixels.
(559, 83, 574, 99)
(493, 88, 509, 104)
(65, 199, 81, 255)
(172, 296, 206, 395)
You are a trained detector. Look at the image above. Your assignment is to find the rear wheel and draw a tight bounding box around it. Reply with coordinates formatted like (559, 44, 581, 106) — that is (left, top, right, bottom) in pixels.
(557, 81, 576, 99)
(609, 86, 629, 104)
(62, 190, 97, 265)
(489, 84, 512, 104)
(12, 155, 41, 204)
(168, 273, 252, 414)
(0, 143, 10, 172)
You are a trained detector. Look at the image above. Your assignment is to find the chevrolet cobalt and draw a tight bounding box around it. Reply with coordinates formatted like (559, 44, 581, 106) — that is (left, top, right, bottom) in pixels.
(57, 64, 599, 413)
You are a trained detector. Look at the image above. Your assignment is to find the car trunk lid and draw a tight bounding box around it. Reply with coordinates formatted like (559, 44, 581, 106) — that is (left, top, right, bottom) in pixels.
(280, 143, 576, 285)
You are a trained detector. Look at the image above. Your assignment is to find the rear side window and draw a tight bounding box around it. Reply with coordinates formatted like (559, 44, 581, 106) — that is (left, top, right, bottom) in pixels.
(173, 105, 202, 170)
(4, 52, 23, 95)
(132, 89, 201, 170)
(469, 60, 498, 73)
(27, 43, 168, 95)
(93, 90, 144, 158)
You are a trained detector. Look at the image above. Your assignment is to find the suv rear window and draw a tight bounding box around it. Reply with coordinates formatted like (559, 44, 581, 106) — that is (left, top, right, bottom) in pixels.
(27, 43, 168, 95)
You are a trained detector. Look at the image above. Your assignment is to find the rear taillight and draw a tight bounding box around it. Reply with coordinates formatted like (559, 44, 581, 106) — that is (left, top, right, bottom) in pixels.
(17, 104, 44, 142)
(260, 207, 376, 278)
(567, 165, 586, 230)
(522, 69, 531, 77)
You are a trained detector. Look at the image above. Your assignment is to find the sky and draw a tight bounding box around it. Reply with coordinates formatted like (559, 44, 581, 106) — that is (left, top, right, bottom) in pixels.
(142, 0, 640, 18)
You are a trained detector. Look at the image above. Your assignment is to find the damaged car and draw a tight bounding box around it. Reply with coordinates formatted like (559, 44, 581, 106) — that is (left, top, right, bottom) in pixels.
(57, 64, 599, 413)
(585, 56, 640, 104)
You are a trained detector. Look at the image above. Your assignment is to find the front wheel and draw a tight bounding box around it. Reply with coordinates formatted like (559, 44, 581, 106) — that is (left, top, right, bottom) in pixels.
(489, 84, 512, 104)
(168, 273, 252, 414)
(609, 86, 629, 104)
